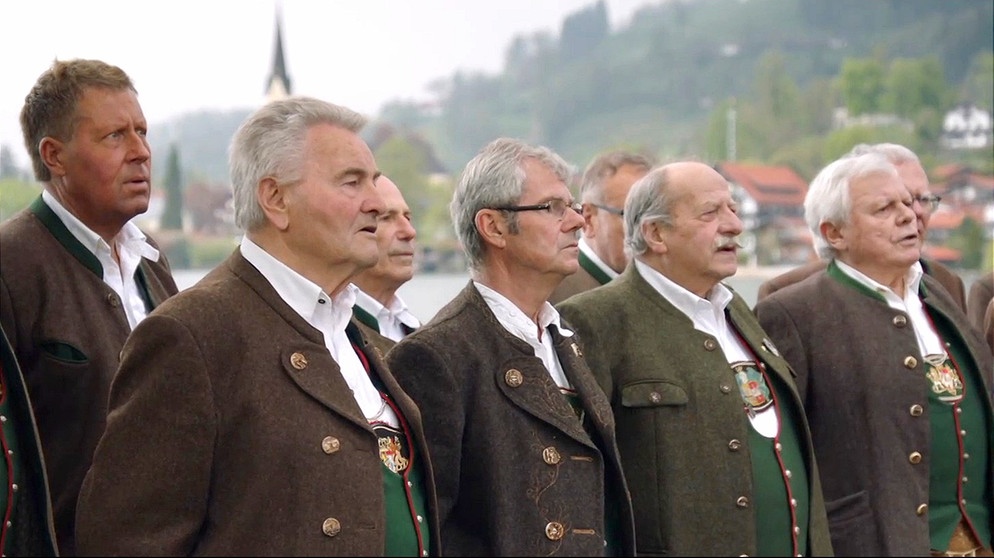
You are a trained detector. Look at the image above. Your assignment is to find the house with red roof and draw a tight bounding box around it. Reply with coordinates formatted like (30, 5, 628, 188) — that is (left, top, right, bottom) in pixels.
(714, 162, 814, 266)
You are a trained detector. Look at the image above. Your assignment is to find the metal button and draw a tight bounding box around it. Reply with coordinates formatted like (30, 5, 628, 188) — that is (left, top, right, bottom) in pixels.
(649, 391, 662, 404)
(909, 451, 922, 464)
(909, 404, 924, 417)
(545, 521, 565, 541)
(903, 356, 918, 369)
(736, 496, 749, 508)
(794, 526, 800, 535)
(728, 439, 742, 451)
(916, 504, 928, 515)
(322, 517, 341, 537)
(790, 498, 797, 508)
(106, 293, 120, 307)
(955, 407, 962, 414)
(892, 315, 907, 327)
(785, 469, 792, 479)
(290, 352, 308, 370)
(704, 338, 718, 351)
(775, 442, 782, 452)
(720, 384, 732, 394)
(962, 476, 968, 483)
(417, 515, 424, 523)
(505, 369, 523, 387)
(321, 436, 340, 454)
(542, 446, 562, 465)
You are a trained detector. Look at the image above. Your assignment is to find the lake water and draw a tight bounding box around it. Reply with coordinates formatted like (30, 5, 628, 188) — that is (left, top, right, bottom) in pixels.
(172, 265, 991, 324)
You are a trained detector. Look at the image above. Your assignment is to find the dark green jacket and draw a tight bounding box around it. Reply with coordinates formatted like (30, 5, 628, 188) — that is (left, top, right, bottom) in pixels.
(558, 264, 833, 557)
(0, 325, 58, 556)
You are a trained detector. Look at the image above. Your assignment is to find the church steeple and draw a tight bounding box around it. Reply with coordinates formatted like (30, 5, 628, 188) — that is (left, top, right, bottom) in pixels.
(265, 7, 292, 102)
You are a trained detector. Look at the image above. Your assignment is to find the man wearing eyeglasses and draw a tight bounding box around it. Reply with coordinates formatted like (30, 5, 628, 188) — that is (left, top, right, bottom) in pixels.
(386, 138, 636, 556)
(549, 150, 654, 304)
(756, 143, 967, 311)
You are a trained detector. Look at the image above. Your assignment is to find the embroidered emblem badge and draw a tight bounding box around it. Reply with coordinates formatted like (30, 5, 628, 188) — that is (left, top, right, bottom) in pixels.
(924, 354, 963, 404)
(732, 361, 773, 413)
(373, 423, 410, 473)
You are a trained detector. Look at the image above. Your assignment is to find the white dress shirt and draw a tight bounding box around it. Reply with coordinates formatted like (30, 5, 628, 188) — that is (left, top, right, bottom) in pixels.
(240, 237, 399, 427)
(353, 288, 421, 342)
(42, 190, 159, 330)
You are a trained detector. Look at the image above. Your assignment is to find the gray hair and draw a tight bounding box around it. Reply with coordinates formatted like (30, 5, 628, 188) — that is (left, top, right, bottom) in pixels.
(846, 142, 920, 165)
(229, 96, 367, 231)
(579, 150, 655, 204)
(624, 166, 676, 257)
(451, 137, 573, 271)
(805, 152, 899, 259)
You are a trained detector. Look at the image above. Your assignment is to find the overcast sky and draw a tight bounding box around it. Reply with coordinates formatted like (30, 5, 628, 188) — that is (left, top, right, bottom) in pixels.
(0, 0, 652, 168)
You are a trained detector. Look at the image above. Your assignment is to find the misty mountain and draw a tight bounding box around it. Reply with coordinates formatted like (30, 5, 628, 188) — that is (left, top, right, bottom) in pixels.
(150, 0, 993, 184)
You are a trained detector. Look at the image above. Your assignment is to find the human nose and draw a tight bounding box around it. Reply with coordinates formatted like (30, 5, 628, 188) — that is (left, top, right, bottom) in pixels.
(563, 202, 584, 231)
(364, 181, 386, 216)
(722, 207, 744, 235)
(399, 216, 417, 241)
(128, 130, 150, 161)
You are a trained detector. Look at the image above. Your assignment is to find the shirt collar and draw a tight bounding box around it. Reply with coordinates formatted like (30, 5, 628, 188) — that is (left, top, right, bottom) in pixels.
(353, 288, 421, 329)
(42, 189, 159, 262)
(578, 237, 619, 279)
(473, 281, 573, 343)
(835, 259, 923, 308)
(240, 236, 357, 329)
(634, 259, 734, 319)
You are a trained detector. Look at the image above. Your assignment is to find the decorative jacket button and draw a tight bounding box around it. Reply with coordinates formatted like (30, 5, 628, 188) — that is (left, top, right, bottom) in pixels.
(909, 404, 924, 417)
(106, 293, 120, 307)
(704, 338, 718, 351)
(322, 517, 341, 537)
(728, 439, 742, 451)
(290, 352, 308, 370)
(542, 446, 562, 465)
(903, 356, 918, 369)
(649, 391, 662, 404)
(892, 315, 907, 327)
(916, 503, 928, 515)
(736, 496, 749, 508)
(545, 521, 565, 541)
(909, 451, 922, 464)
(505, 369, 523, 387)
(321, 436, 340, 454)
(720, 384, 732, 393)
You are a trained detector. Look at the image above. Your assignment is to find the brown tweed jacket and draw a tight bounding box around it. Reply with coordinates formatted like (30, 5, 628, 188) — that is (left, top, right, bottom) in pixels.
(549, 265, 604, 305)
(75, 249, 441, 556)
(0, 197, 177, 555)
(967, 272, 993, 338)
(755, 267, 994, 556)
(387, 282, 637, 556)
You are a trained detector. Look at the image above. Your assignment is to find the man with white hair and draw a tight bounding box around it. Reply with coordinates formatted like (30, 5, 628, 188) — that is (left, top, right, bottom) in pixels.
(558, 161, 832, 556)
(756, 142, 966, 311)
(755, 151, 993, 556)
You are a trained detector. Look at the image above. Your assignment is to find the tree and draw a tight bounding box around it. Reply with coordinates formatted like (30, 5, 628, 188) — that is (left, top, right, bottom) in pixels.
(160, 143, 184, 231)
(0, 145, 21, 180)
(839, 58, 886, 115)
(882, 57, 947, 118)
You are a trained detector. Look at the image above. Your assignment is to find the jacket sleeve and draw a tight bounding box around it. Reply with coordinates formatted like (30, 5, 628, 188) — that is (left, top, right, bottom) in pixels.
(75, 312, 216, 556)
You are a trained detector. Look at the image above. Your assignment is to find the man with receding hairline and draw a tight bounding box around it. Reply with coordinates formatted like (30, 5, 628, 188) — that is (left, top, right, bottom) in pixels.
(352, 175, 422, 353)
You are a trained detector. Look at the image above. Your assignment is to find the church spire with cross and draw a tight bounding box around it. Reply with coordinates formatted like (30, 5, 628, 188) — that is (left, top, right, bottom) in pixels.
(265, 5, 292, 102)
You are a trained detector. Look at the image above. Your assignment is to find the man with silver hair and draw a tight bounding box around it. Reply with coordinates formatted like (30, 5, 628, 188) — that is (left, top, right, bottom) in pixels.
(75, 97, 440, 556)
(549, 150, 654, 304)
(387, 137, 636, 556)
(558, 161, 832, 556)
(755, 152, 993, 557)
(756, 142, 966, 310)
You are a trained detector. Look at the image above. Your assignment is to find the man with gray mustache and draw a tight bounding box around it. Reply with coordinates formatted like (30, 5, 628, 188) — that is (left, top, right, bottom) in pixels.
(557, 161, 833, 556)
